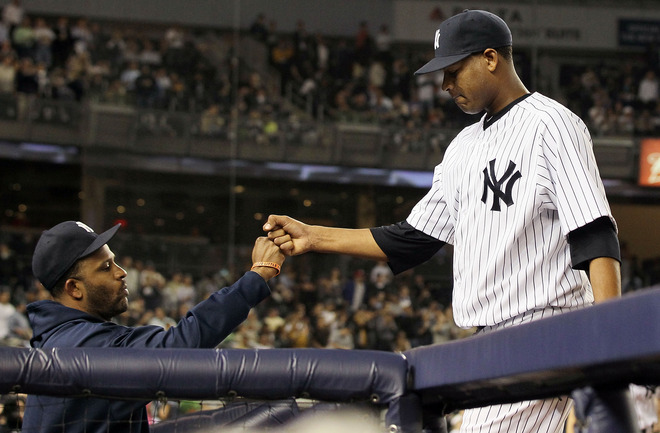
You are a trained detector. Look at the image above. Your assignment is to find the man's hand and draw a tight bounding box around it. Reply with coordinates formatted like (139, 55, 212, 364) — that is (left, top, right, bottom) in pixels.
(251, 237, 285, 281)
(263, 215, 312, 256)
(263, 214, 388, 262)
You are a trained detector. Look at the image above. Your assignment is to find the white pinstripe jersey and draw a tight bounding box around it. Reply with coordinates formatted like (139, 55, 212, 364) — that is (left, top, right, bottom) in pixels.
(407, 92, 615, 328)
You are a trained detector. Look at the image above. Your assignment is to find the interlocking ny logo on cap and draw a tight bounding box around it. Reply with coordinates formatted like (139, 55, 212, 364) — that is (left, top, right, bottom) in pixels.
(434, 29, 441, 50)
(76, 221, 94, 233)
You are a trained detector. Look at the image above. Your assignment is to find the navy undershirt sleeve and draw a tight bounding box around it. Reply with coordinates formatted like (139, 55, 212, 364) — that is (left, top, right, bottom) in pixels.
(370, 221, 446, 275)
(567, 216, 621, 271)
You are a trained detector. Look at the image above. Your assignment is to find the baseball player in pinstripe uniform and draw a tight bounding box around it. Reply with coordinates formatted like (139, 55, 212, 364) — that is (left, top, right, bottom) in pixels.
(264, 9, 622, 433)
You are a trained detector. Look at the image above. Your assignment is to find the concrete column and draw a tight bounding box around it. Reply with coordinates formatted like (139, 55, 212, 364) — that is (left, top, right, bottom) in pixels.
(80, 171, 107, 230)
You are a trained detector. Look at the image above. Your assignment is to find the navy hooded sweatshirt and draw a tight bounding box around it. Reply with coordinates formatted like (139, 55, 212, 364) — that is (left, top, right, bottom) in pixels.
(21, 271, 271, 433)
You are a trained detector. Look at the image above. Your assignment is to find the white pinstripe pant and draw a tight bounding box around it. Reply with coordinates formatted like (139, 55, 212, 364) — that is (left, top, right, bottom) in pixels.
(459, 397, 572, 433)
(460, 307, 580, 433)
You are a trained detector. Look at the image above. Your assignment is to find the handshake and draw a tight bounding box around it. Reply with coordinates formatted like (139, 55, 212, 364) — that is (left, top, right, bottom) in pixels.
(250, 214, 307, 281)
(251, 215, 303, 281)
(252, 214, 385, 281)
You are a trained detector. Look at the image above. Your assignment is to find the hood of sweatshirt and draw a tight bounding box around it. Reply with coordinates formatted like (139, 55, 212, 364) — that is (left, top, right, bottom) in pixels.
(27, 300, 104, 348)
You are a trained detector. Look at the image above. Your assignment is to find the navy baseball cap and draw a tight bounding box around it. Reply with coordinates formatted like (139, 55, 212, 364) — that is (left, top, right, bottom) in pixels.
(415, 9, 512, 75)
(32, 221, 121, 291)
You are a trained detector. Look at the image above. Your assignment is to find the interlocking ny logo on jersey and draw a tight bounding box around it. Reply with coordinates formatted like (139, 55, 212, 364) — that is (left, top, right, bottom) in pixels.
(481, 159, 522, 211)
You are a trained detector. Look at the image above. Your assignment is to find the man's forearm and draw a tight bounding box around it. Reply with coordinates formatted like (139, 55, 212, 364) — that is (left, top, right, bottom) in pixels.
(310, 226, 388, 261)
(589, 256, 621, 303)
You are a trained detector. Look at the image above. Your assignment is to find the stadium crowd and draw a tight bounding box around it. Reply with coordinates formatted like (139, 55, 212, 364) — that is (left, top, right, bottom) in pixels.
(0, 3, 658, 148)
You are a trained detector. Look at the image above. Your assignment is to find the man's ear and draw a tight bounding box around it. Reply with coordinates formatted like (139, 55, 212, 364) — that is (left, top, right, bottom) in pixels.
(483, 48, 499, 72)
(63, 278, 84, 300)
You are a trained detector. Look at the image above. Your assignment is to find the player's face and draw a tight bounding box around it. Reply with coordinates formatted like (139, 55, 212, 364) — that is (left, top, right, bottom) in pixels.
(75, 245, 129, 320)
(441, 54, 494, 115)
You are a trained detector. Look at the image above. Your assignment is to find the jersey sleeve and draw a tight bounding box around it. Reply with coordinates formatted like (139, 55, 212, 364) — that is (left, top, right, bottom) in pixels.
(405, 164, 455, 243)
(568, 216, 621, 270)
(540, 107, 616, 234)
(370, 221, 445, 274)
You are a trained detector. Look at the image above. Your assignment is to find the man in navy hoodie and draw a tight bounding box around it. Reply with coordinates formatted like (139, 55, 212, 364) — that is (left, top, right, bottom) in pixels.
(22, 220, 285, 433)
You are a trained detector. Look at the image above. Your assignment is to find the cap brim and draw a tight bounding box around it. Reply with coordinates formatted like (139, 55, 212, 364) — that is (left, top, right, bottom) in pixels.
(414, 52, 472, 75)
(81, 223, 121, 257)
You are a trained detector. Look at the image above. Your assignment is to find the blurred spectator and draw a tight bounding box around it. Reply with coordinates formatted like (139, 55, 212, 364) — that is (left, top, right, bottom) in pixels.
(10, 15, 32, 59)
(32, 17, 54, 66)
(162, 23, 186, 74)
(375, 24, 392, 67)
(199, 103, 226, 137)
(327, 324, 354, 349)
(153, 67, 172, 106)
(120, 60, 141, 91)
(280, 304, 311, 348)
(249, 13, 268, 43)
(0, 243, 17, 286)
(176, 274, 196, 312)
(372, 309, 397, 351)
(638, 69, 659, 110)
(139, 39, 162, 67)
(1, 0, 23, 39)
(0, 288, 15, 344)
(103, 29, 126, 73)
(163, 24, 185, 49)
(369, 260, 393, 287)
(313, 33, 329, 73)
(161, 271, 183, 314)
(342, 269, 370, 312)
(351, 308, 376, 349)
(263, 306, 285, 333)
(65, 49, 90, 100)
(134, 64, 158, 108)
(14, 56, 37, 119)
(139, 273, 164, 312)
(51, 17, 73, 70)
(354, 20, 372, 66)
(103, 78, 128, 105)
(0, 393, 25, 432)
(148, 306, 176, 330)
(292, 19, 311, 72)
(122, 37, 141, 65)
(368, 60, 387, 90)
(270, 38, 294, 95)
(165, 72, 188, 111)
(70, 17, 94, 54)
(47, 67, 72, 100)
(393, 330, 411, 352)
(0, 20, 7, 46)
(6, 300, 30, 346)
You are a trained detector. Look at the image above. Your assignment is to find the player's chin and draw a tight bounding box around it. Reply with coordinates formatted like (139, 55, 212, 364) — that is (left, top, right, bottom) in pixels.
(457, 104, 482, 115)
(118, 296, 129, 311)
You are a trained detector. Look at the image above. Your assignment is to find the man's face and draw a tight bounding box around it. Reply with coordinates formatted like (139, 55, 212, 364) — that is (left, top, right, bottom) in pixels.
(441, 53, 493, 115)
(75, 245, 129, 321)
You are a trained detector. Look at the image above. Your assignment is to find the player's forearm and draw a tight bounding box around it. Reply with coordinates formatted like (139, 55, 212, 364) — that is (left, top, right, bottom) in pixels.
(589, 257, 621, 303)
(309, 225, 388, 261)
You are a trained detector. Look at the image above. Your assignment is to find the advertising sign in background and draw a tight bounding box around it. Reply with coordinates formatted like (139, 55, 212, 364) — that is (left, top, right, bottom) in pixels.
(639, 139, 660, 187)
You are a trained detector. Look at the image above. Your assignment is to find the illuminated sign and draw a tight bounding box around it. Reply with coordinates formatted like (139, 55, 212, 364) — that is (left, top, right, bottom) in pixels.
(639, 139, 660, 187)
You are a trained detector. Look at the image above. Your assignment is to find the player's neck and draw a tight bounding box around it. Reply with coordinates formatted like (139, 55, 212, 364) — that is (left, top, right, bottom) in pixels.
(487, 77, 529, 117)
(483, 91, 532, 129)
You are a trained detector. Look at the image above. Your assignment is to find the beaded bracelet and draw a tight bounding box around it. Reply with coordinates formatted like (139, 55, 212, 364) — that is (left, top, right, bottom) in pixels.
(251, 261, 281, 276)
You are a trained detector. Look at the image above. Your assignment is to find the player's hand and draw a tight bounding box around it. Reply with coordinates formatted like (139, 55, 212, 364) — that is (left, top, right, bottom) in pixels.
(251, 236, 285, 281)
(263, 215, 312, 256)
